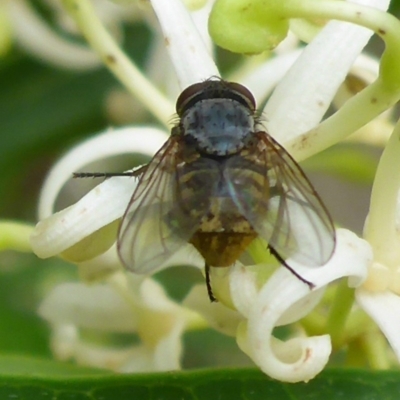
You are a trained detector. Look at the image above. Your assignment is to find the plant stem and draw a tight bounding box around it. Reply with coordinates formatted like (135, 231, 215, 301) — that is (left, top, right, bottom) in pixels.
(364, 120, 400, 268)
(326, 280, 355, 349)
(362, 330, 391, 369)
(0, 221, 34, 252)
(62, 0, 174, 127)
(277, 0, 400, 159)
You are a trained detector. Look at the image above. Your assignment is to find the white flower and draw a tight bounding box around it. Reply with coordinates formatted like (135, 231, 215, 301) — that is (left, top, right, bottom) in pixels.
(30, 0, 400, 381)
(356, 117, 400, 368)
(38, 271, 200, 372)
(184, 229, 371, 381)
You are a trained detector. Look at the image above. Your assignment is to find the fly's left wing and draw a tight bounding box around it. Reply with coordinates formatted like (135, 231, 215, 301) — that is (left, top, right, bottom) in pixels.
(224, 131, 336, 267)
(117, 136, 208, 274)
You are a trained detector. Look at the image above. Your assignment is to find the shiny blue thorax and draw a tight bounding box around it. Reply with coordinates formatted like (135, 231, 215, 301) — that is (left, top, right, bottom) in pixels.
(180, 98, 254, 156)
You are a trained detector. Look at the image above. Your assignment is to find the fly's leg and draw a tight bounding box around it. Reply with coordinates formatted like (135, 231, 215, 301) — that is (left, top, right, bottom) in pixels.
(205, 263, 217, 302)
(268, 246, 315, 289)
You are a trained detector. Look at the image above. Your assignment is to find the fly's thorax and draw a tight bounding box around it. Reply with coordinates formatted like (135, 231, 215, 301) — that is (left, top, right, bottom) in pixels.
(180, 98, 255, 156)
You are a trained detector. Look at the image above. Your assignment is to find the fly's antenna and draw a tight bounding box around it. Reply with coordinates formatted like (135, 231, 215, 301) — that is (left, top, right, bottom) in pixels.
(73, 164, 148, 179)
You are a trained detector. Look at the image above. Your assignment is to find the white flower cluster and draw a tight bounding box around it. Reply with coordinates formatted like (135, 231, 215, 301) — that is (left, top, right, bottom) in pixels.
(27, 0, 400, 382)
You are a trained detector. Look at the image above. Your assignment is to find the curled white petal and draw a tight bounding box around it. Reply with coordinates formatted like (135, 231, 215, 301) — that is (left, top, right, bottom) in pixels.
(237, 229, 371, 382)
(183, 284, 243, 336)
(277, 287, 326, 327)
(265, 0, 390, 143)
(232, 229, 370, 324)
(229, 264, 259, 318)
(356, 289, 400, 361)
(9, 0, 100, 70)
(38, 127, 167, 219)
(150, 0, 219, 88)
(31, 174, 137, 258)
(241, 269, 331, 382)
(270, 335, 331, 381)
(291, 228, 372, 288)
(38, 282, 138, 332)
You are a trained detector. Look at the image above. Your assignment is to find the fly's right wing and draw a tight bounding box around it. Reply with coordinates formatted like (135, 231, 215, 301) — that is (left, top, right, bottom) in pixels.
(225, 132, 336, 267)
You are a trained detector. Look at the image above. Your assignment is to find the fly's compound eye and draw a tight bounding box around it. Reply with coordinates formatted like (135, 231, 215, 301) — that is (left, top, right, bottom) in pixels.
(225, 82, 256, 111)
(176, 82, 206, 116)
(176, 79, 256, 116)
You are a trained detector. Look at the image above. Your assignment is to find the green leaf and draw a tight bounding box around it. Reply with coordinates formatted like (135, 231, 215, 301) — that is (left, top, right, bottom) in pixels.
(0, 364, 400, 400)
(0, 355, 108, 376)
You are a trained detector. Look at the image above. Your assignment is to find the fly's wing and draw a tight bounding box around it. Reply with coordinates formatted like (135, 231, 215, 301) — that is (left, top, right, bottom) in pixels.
(225, 132, 336, 267)
(117, 136, 208, 274)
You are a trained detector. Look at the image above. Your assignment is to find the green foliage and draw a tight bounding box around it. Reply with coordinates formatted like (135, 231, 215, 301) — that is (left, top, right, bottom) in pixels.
(0, 362, 400, 400)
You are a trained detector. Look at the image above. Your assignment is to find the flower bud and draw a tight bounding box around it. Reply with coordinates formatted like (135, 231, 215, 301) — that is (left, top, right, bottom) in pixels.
(209, 0, 289, 54)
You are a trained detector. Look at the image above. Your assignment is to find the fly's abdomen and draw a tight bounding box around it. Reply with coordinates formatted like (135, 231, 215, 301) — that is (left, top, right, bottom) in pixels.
(189, 196, 257, 267)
